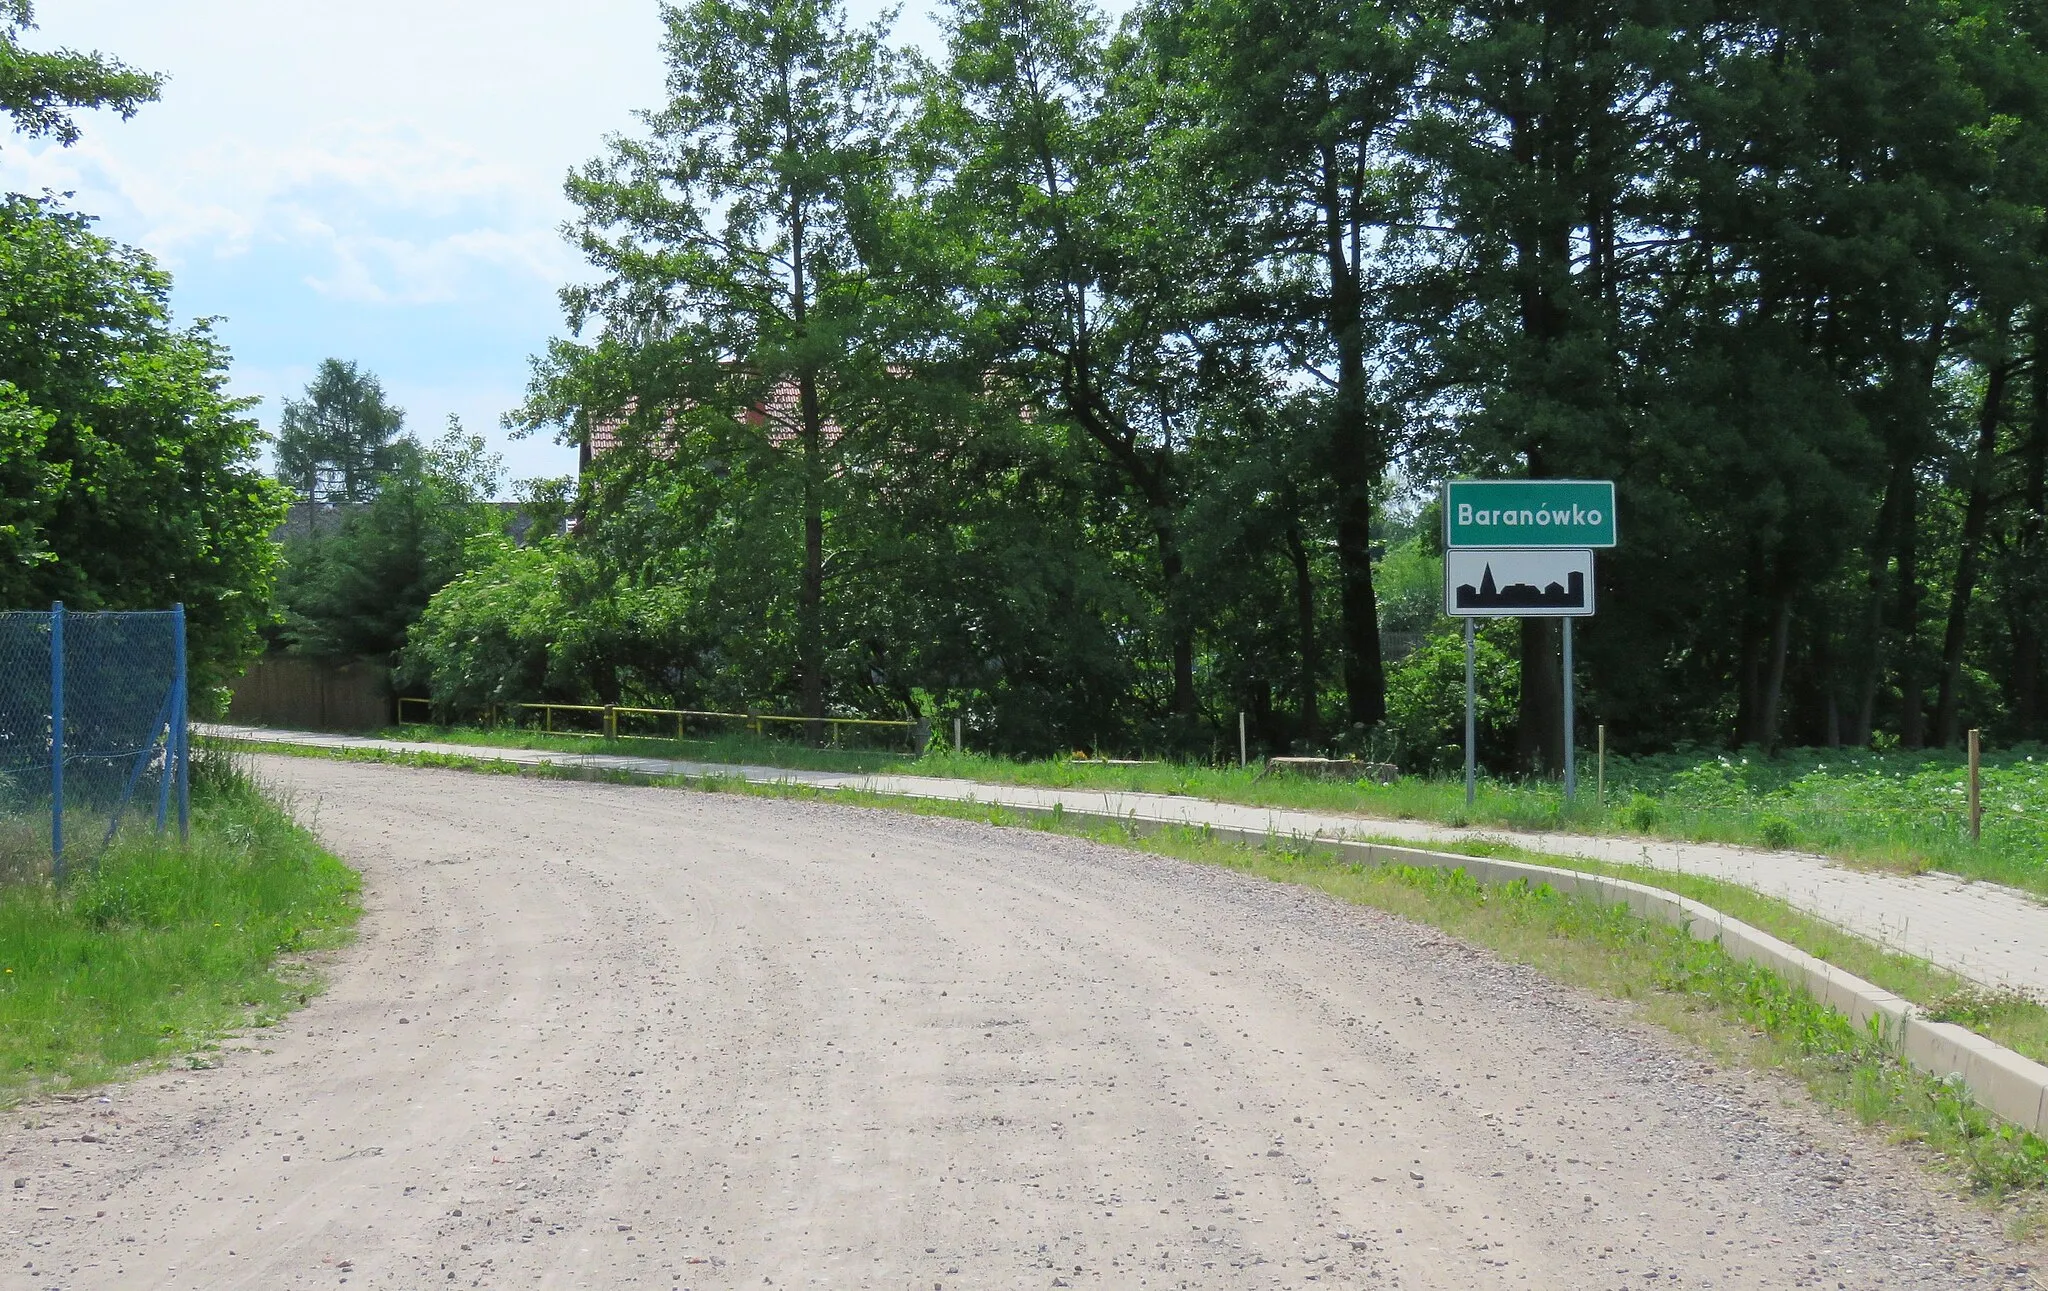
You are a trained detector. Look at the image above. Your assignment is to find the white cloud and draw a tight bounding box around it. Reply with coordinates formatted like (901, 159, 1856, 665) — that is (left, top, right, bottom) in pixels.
(0, 1, 668, 300)
(303, 223, 574, 306)
(0, 120, 579, 304)
(0, 0, 1095, 490)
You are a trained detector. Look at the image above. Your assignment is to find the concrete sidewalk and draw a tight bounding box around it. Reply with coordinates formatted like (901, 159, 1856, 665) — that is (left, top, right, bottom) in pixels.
(208, 723, 2046, 996)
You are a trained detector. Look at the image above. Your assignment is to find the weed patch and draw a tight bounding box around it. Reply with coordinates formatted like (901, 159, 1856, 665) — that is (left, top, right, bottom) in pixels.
(0, 751, 360, 1102)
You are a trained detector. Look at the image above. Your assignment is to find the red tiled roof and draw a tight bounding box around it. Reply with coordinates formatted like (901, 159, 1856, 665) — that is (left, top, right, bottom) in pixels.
(584, 378, 845, 470)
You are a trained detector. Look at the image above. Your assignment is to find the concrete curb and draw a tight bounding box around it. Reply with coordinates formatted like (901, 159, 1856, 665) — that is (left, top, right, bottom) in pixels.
(998, 805, 2048, 1138)
(232, 732, 2048, 1138)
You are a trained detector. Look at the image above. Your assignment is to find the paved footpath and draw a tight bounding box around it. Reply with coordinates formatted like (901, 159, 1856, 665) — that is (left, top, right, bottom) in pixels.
(211, 724, 2048, 997)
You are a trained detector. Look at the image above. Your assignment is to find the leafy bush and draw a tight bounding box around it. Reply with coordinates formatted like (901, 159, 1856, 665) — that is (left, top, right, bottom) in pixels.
(1382, 619, 1519, 773)
(399, 535, 700, 711)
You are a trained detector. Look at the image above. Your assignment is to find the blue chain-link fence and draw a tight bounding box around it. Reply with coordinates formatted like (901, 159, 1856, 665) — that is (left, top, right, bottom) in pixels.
(0, 603, 189, 881)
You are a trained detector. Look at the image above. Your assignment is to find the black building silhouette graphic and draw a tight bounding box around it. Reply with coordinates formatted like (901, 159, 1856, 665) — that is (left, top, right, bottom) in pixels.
(1455, 564, 1586, 612)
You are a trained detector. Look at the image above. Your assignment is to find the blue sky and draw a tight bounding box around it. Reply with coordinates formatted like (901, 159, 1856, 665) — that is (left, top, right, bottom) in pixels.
(0, 0, 954, 486)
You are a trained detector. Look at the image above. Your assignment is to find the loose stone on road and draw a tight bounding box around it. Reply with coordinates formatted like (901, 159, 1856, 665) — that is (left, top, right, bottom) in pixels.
(3, 756, 2032, 1288)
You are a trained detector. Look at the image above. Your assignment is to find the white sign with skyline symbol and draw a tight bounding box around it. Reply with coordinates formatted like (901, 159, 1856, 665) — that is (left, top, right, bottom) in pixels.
(1444, 548, 1596, 618)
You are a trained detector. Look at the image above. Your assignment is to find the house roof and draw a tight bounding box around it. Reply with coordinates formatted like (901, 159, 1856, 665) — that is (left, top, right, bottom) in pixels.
(584, 377, 846, 471)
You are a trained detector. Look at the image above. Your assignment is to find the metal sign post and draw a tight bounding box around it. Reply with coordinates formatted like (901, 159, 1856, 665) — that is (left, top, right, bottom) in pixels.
(1563, 618, 1576, 801)
(1444, 479, 1615, 804)
(1463, 618, 1476, 807)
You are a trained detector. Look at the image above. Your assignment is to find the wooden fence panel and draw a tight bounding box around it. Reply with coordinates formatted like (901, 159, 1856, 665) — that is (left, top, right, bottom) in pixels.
(225, 656, 390, 732)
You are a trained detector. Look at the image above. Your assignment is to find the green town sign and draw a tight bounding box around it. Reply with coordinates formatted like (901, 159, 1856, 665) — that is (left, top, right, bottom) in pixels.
(1443, 479, 1617, 548)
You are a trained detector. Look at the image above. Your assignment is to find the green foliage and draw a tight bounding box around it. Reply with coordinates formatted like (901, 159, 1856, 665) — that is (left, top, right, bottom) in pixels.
(0, 749, 359, 1099)
(517, 0, 904, 728)
(422, 0, 2048, 766)
(397, 534, 697, 710)
(512, 475, 574, 545)
(274, 358, 406, 504)
(0, 194, 284, 685)
(274, 419, 504, 662)
(1373, 536, 1441, 636)
(0, 2, 161, 149)
(1381, 618, 1518, 772)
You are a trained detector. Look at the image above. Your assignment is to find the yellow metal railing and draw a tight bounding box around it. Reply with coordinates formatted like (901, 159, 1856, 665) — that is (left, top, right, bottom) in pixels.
(395, 697, 914, 747)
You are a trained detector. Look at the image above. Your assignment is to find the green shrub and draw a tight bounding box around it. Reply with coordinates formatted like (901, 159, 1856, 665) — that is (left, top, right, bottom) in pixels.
(1382, 620, 1519, 773)
(0, 752, 359, 1099)
(1627, 794, 1661, 831)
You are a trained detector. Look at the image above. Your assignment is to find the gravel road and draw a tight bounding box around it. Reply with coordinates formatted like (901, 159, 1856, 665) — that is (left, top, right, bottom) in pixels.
(208, 723, 2048, 997)
(3, 756, 2036, 1290)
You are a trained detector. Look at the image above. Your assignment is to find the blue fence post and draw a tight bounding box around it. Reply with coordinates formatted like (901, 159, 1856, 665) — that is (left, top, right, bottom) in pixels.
(174, 604, 189, 843)
(155, 632, 174, 835)
(49, 600, 63, 881)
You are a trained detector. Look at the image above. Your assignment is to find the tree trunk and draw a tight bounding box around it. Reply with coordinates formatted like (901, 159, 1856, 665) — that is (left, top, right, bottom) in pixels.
(1850, 463, 1906, 746)
(1735, 604, 1764, 746)
(1284, 507, 1320, 746)
(1893, 316, 1950, 749)
(797, 376, 827, 742)
(1515, 618, 1563, 772)
(1331, 490, 1383, 731)
(1159, 525, 1196, 718)
(2014, 324, 2048, 736)
(789, 189, 826, 743)
(1505, 53, 1577, 773)
(1934, 356, 2010, 746)
(1894, 462, 1925, 749)
(1319, 147, 1385, 730)
(1759, 590, 1795, 753)
(1813, 627, 1840, 748)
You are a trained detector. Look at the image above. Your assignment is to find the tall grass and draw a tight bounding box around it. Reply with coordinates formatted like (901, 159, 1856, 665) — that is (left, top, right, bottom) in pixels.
(0, 748, 360, 1102)
(366, 722, 2048, 890)
(910, 745, 2048, 893)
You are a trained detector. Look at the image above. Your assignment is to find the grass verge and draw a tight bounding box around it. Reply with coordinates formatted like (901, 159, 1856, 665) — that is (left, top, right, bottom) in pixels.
(381, 723, 912, 773)
(236, 734, 2048, 1205)
(0, 750, 361, 1104)
(1345, 831, 2048, 1064)
(342, 722, 2048, 893)
(904, 748, 2048, 893)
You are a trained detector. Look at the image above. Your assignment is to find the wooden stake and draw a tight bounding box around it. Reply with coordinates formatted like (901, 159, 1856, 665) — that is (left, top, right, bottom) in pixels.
(1597, 724, 1606, 809)
(1969, 728, 1983, 841)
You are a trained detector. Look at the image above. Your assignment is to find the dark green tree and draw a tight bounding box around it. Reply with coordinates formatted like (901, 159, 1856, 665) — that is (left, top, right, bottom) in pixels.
(277, 419, 503, 662)
(1162, 0, 1423, 732)
(523, 0, 900, 735)
(924, 0, 1259, 727)
(275, 359, 406, 504)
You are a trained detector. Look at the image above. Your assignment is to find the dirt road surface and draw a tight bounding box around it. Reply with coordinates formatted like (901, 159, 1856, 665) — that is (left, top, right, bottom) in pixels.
(3, 757, 2034, 1289)
(210, 723, 2048, 997)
